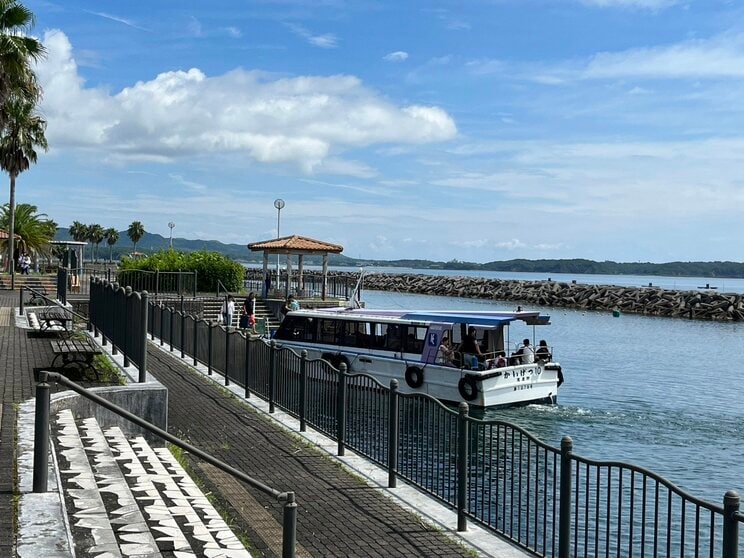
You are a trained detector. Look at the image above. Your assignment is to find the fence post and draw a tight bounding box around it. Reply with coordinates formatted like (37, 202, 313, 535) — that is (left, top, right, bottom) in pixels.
(150, 302, 155, 341)
(158, 304, 164, 346)
(155, 269, 160, 297)
(282, 492, 297, 558)
(224, 327, 231, 387)
(178, 270, 183, 296)
(723, 491, 740, 558)
(19, 286, 24, 316)
(457, 402, 469, 531)
(299, 351, 307, 432)
(33, 375, 51, 493)
(244, 334, 251, 399)
(169, 306, 174, 352)
(337, 363, 347, 456)
(139, 291, 149, 383)
(123, 287, 132, 368)
(180, 311, 186, 359)
(207, 321, 213, 375)
(111, 285, 118, 356)
(269, 340, 277, 413)
(193, 270, 198, 297)
(559, 436, 573, 558)
(388, 379, 399, 488)
(193, 317, 198, 366)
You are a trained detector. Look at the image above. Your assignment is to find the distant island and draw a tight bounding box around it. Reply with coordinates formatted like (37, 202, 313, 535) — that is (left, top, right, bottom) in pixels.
(54, 229, 744, 279)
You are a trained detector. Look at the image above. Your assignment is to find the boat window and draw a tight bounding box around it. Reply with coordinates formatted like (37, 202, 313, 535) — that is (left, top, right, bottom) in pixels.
(341, 321, 371, 349)
(384, 324, 403, 351)
(370, 323, 387, 349)
(275, 315, 314, 342)
(318, 319, 340, 345)
(403, 326, 426, 354)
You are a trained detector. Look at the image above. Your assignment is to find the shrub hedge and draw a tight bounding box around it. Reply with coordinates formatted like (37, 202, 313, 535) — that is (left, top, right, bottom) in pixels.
(120, 250, 244, 292)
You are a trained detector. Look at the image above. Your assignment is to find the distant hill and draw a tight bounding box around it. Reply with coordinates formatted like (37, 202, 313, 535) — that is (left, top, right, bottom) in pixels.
(54, 229, 744, 278)
(53, 229, 359, 266)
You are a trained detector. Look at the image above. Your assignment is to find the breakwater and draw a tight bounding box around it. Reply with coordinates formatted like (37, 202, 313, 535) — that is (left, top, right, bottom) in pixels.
(352, 272, 744, 321)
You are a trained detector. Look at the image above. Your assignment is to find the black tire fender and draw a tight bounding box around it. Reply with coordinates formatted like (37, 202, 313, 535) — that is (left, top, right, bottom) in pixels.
(458, 375, 479, 401)
(405, 366, 424, 388)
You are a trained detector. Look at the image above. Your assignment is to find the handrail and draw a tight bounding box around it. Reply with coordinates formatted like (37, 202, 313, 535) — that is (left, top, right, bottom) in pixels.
(20, 286, 89, 323)
(33, 370, 298, 557)
(216, 279, 229, 298)
(349, 268, 364, 309)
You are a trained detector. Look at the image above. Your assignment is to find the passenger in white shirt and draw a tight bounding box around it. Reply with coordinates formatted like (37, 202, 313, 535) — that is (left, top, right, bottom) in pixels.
(520, 339, 535, 364)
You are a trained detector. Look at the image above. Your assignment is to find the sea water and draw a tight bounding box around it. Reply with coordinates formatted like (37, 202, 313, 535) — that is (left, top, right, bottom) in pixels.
(362, 288, 744, 505)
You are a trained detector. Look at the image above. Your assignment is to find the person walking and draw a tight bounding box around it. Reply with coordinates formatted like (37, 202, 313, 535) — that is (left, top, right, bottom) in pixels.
(221, 295, 235, 329)
(242, 292, 257, 334)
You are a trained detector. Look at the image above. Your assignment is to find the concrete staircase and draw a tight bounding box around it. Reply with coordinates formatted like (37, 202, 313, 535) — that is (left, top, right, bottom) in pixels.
(53, 409, 250, 557)
(203, 296, 280, 331)
(0, 273, 56, 293)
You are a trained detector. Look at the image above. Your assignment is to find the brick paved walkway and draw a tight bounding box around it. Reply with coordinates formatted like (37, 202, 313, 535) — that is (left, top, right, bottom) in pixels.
(0, 290, 55, 557)
(146, 345, 472, 557)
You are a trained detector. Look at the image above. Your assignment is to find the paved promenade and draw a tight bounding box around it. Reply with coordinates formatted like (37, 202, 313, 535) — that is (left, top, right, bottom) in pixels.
(0, 289, 483, 557)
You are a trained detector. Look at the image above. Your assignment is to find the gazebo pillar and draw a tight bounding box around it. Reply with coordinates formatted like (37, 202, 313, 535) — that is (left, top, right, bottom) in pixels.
(262, 252, 269, 298)
(285, 253, 292, 298)
(298, 254, 304, 296)
(322, 253, 328, 301)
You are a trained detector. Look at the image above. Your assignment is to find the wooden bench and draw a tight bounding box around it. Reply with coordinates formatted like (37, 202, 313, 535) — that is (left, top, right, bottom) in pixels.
(35, 308, 71, 333)
(50, 338, 102, 380)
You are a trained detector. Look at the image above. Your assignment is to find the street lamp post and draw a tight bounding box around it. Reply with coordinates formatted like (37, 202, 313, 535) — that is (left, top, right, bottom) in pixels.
(168, 222, 175, 250)
(274, 199, 285, 288)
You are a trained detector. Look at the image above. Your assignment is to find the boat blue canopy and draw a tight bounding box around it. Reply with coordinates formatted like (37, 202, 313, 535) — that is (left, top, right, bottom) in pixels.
(398, 311, 550, 327)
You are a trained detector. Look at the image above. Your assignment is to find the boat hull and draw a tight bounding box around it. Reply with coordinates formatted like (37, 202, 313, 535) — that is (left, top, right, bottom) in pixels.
(276, 342, 561, 408)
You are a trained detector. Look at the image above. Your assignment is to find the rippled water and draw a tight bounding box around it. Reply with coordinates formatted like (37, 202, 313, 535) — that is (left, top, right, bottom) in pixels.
(363, 289, 744, 503)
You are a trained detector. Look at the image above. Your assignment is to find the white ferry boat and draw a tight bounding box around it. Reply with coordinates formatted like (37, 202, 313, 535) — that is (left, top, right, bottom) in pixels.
(273, 308, 564, 408)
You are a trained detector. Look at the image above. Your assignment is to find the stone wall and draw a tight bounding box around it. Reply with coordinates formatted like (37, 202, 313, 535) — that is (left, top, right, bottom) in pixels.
(350, 272, 744, 322)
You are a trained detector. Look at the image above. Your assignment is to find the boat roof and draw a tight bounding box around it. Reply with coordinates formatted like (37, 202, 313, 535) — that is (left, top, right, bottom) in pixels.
(288, 308, 550, 327)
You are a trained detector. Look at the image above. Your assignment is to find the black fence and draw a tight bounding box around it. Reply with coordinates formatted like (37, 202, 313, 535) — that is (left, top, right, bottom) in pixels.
(59, 267, 197, 298)
(89, 289, 744, 557)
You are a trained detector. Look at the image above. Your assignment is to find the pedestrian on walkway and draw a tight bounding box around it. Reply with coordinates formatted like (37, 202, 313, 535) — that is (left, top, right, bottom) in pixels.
(221, 295, 235, 329)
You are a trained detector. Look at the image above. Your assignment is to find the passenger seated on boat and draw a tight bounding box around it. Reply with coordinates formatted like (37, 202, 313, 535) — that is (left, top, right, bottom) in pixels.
(509, 349, 523, 366)
(535, 340, 552, 362)
(487, 351, 507, 369)
(437, 335, 455, 365)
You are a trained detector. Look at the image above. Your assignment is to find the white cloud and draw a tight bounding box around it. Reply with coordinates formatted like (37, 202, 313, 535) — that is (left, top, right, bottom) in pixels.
(579, 0, 680, 8)
(383, 51, 408, 62)
(85, 11, 148, 31)
(287, 24, 338, 49)
(36, 30, 456, 175)
(584, 34, 744, 79)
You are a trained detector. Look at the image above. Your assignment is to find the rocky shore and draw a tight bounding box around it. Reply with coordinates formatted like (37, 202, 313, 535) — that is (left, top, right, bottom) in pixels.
(349, 272, 744, 322)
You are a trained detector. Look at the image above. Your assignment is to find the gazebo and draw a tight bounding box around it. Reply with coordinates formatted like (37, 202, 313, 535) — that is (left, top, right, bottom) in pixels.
(247, 235, 343, 300)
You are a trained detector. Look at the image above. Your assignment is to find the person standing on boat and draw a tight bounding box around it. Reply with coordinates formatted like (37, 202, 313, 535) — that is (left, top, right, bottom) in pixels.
(535, 340, 551, 362)
(458, 326, 483, 369)
(520, 338, 535, 364)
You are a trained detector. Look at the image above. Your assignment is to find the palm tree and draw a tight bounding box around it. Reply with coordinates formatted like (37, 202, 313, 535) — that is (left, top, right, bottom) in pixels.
(0, 202, 54, 259)
(104, 227, 119, 262)
(69, 220, 87, 262)
(87, 223, 104, 262)
(127, 221, 145, 256)
(0, 1, 45, 128)
(0, 95, 46, 287)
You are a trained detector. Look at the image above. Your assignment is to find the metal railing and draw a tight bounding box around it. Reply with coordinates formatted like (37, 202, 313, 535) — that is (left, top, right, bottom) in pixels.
(32, 371, 297, 557)
(92, 293, 744, 557)
(244, 268, 353, 300)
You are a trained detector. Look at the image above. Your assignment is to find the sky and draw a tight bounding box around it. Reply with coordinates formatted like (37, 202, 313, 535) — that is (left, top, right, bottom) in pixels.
(16, 0, 744, 263)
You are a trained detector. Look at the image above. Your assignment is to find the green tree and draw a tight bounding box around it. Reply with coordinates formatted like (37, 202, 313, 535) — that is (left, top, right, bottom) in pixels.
(69, 220, 88, 262)
(0, 202, 54, 258)
(104, 227, 119, 262)
(87, 223, 104, 262)
(127, 221, 145, 256)
(0, 96, 46, 286)
(0, 1, 45, 127)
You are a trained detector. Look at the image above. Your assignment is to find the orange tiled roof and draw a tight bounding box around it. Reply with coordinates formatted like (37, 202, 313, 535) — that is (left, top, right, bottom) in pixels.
(248, 235, 343, 253)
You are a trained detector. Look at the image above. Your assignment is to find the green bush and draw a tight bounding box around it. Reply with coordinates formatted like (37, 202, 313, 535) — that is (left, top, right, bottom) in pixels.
(120, 250, 244, 292)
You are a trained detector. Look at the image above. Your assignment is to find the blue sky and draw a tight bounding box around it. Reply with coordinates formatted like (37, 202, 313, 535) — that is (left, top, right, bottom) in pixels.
(18, 0, 744, 262)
